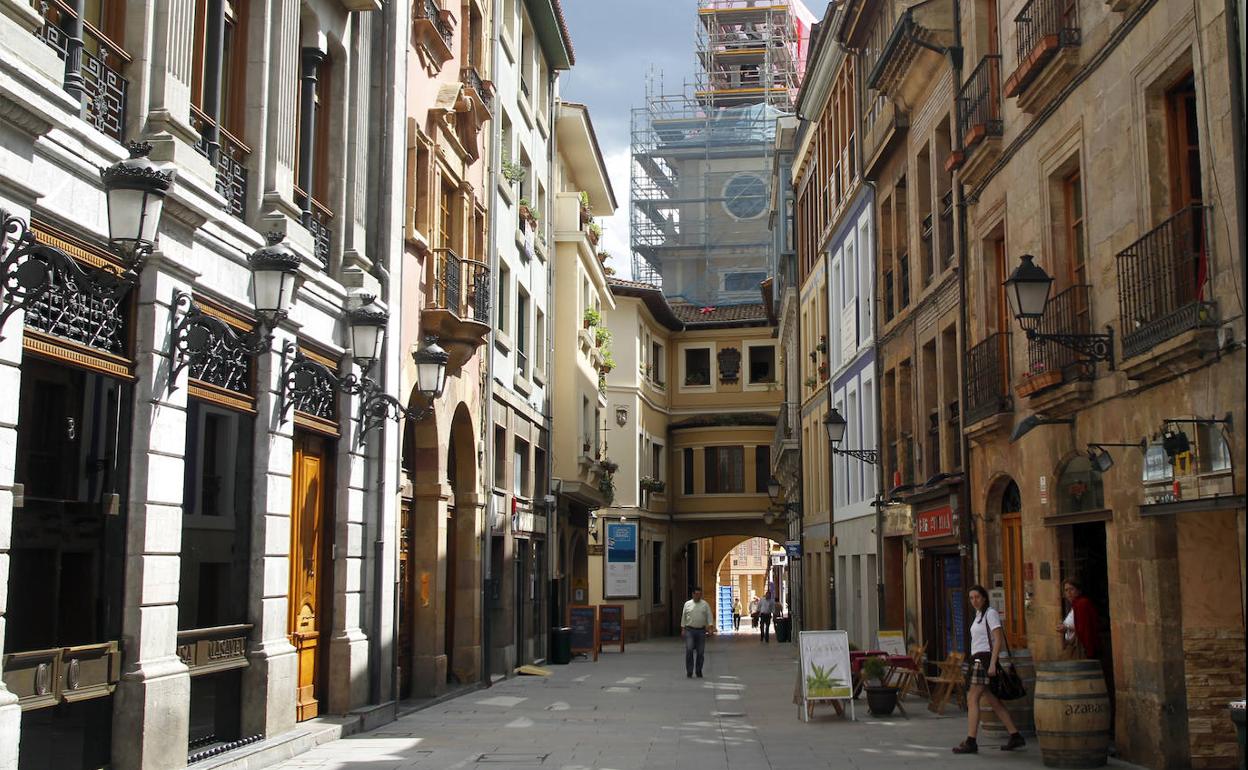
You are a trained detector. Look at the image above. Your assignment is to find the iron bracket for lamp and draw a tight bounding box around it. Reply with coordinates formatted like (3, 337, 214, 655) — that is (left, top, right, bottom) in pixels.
(357, 391, 433, 437)
(0, 209, 137, 340)
(167, 289, 270, 393)
(832, 447, 879, 464)
(1024, 326, 1115, 369)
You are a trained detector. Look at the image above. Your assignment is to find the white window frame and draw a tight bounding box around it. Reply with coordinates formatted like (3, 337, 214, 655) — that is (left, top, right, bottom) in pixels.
(678, 342, 715, 392)
(743, 339, 778, 391)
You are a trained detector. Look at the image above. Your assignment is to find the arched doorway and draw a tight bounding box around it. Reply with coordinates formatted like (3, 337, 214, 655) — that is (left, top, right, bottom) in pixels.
(684, 535, 788, 636)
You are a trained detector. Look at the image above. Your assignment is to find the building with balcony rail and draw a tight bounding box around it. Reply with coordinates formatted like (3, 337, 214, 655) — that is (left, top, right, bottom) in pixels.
(0, 1, 408, 768)
(954, 0, 1246, 762)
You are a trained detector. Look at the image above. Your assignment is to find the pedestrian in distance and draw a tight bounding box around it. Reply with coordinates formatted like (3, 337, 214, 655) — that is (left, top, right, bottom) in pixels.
(749, 595, 760, 628)
(680, 587, 716, 678)
(952, 584, 1026, 754)
(1057, 577, 1100, 659)
(757, 592, 774, 643)
(732, 597, 742, 631)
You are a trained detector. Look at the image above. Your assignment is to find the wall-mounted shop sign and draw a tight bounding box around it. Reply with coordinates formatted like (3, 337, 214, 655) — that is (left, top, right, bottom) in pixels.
(916, 505, 954, 540)
(511, 497, 546, 535)
(784, 540, 802, 559)
(604, 521, 639, 598)
(176, 625, 251, 677)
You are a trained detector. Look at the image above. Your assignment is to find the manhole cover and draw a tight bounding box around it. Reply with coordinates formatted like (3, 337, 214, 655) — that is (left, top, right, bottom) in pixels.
(476, 753, 548, 764)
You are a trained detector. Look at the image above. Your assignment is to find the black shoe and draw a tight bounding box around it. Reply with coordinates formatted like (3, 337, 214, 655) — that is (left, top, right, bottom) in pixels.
(952, 738, 978, 754)
(696, 672, 703, 678)
(1000, 733, 1025, 751)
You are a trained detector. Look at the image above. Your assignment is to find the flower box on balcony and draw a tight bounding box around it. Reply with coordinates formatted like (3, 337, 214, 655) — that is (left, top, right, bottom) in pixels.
(1016, 369, 1062, 398)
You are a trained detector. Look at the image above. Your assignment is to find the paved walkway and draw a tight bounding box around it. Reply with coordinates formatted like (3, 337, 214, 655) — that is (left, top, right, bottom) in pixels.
(271, 632, 1144, 770)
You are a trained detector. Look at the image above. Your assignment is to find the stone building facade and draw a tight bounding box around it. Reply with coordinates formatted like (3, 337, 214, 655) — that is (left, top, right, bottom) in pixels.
(0, 1, 407, 768)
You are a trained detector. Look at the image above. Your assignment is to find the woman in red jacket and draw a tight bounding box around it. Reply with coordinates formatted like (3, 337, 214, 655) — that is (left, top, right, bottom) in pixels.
(1056, 577, 1099, 658)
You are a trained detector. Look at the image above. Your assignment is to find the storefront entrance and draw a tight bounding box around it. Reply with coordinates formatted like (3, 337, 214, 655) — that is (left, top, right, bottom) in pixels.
(289, 432, 334, 721)
(7, 357, 130, 769)
(921, 550, 966, 662)
(1058, 521, 1114, 707)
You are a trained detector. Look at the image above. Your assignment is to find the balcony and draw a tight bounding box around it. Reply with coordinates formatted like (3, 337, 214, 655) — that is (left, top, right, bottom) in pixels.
(866, 7, 955, 108)
(1017, 284, 1094, 415)
(191, 106, 250, 220)
(773, 401, 800, 459)
(954, 55, 1003, 186)
(37, 11, 129, 142)
(295, 188, 333, 266)
(422, 247, 491, 364)
(461, 65, 494, 119)
(965, 333, 1013, 438)
(1116, 206, 1220, 379)
(413, 0, 455, 69)
(1003, 0, 1080, 112)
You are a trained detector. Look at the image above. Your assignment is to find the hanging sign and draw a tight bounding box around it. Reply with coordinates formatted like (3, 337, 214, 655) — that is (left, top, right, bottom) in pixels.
(798, 630, 855, 722)
(604, 521, 639, 598)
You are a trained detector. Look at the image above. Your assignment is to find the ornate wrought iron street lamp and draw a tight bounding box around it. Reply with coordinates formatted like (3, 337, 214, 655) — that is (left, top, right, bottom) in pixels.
(1003, 253, 1114, 366)
(823, 407, 879, 464)
(0, 141, 174, 338)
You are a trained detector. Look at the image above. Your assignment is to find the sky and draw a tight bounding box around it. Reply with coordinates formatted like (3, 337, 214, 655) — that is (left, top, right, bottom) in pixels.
(557, 1, 700, 279)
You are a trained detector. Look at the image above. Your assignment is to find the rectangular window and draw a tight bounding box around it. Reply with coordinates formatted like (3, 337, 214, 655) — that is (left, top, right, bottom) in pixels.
(494, 425, 507, 488)
(534, 447, 547, 498)
(704, 446, 745, 493)
(1165, 73, 1202, 213)
(514, 437, 529, 497)
(534, 308, 546, 373)
(652, 444, 664, 482)
(1063, 170, 1086, 287)
(748, 345, 776, 384)
(517, 289, 530, 374)
(754, 445, 771, 493)
(683, 448, 695, 494)
(439, 178, 455, 251)
(684, 347, 711, 386)
(651, 341, 665, 384)
(497, 263, 511, 335)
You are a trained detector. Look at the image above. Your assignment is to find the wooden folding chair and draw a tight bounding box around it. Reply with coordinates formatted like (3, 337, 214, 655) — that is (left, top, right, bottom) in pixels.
(894, 642, 930, 699)
(926, 651, 966, 714)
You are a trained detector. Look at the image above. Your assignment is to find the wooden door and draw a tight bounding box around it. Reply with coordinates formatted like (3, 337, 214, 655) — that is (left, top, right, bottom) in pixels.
(1001, 513, 1026, 647)
(289, 433, 331, 722)
(398, 500, 413, 699)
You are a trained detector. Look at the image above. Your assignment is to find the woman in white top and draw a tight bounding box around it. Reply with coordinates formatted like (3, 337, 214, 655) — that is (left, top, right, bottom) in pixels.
(952, 585, 1025, 754)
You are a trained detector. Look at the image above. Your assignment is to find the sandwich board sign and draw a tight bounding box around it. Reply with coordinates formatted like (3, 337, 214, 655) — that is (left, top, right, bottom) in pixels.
(797, 630, 854, 721)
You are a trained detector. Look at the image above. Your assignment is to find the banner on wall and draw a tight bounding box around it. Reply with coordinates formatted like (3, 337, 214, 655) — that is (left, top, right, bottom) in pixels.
(604, 521, 639, 598)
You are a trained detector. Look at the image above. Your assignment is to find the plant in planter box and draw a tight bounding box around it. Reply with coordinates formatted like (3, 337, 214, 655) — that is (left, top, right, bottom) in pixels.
(517, 196, 533, 223)
(603, 266, 616, 276)
(594, 326, 612, 348)
(860, 656, 899, 717)
(579, 191, 592, 224)
(598, 471, 615, 504)
(586, 221, 602, 245)
(501, 159, 526, 185)
(600, 458, 620, 474)
(816, 335, 829, 354)
(583, 308, 601, 329)
(640, 476, 665, 493)
(600, 350, 615, 373)
(818, 362, 830, 381)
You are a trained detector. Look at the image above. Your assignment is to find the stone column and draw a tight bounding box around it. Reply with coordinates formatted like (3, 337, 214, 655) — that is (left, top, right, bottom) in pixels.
(240, 327, 299, 739)
(410, 479, 450, 696)
(341, 13, 371, 272)
(326, 357, 370, 714)
(260, 0, 304, 224)
(111, 256, 195, 770)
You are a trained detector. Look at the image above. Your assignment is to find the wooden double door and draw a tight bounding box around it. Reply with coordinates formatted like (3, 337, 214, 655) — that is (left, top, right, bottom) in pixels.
(289, 432, 334, 722)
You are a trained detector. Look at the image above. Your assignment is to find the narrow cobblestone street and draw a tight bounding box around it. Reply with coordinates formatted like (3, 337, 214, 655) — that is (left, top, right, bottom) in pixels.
(271, 633, 1144, 770)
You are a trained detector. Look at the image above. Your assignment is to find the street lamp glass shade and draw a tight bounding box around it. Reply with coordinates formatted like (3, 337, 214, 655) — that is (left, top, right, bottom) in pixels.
(1003, 254, 1053, 331)
(348, 305, 389, 367)
(767, 476, 781, 501)
(824, 407, 847, 445)
(99, 142, 174, 258)
(248, 237, 302, 324)
(763, 511, 776, 525)
(1088, 446, 1114, 473)
(413, 337, 449, 400)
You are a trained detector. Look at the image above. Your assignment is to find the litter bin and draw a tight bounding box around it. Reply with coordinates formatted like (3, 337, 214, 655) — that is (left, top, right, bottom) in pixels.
(774, 617, 791, 643)
(550, 627, 573, 665)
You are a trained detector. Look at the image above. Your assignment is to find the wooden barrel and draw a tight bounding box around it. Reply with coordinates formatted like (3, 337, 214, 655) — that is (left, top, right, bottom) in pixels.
(981, 648, 1036, 738)
(1033, 659, 1111, 768)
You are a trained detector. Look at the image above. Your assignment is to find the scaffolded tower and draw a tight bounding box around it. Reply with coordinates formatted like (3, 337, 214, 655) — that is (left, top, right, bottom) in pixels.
(631, 1, 806, 305)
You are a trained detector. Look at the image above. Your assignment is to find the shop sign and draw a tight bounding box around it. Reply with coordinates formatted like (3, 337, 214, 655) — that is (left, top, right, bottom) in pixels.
(784, 540, 802, 559)
(604, 522, 639, 598)
(915, 505, 953, 539)
(176, 628, 249, 677)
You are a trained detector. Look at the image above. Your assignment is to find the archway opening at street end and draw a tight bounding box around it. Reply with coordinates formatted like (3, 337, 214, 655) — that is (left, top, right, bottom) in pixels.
(677, 536, 790, 638)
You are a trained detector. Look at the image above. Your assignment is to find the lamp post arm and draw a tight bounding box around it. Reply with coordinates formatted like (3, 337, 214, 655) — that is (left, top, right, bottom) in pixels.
(832, 448, 879, 464)
(1025, 327, 1115, 369)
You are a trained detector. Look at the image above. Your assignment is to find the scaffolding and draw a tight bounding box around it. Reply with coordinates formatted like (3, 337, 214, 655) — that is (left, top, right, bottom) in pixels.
(630, 0, 808, 305)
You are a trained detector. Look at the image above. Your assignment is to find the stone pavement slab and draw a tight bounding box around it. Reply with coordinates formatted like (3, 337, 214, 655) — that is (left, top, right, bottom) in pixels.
(268, 632, 1146, 770)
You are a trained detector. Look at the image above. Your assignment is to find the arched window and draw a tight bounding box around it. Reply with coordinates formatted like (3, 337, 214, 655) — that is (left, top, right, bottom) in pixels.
(1057, 455, 1105, 514)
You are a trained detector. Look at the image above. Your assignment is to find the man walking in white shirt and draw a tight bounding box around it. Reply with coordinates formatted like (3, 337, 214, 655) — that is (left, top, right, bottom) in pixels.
(680, 587, 716, 678)
(757, 592, 775, 643)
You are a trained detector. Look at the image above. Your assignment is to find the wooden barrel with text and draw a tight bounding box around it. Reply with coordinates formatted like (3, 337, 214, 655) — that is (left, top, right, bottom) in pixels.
(981, 648, 1036, 738)
(1033, 659, 1111, 768)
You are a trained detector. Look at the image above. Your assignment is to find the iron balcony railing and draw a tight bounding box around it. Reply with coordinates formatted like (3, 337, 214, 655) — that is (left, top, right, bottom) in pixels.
(1014, 0, 1080, 69)
(1116, 205, 1217, 359)
(295, 189, 332, 265)
(191, 106, 250, 220)
(461, 66, 493, 114)
(417, 0, 454, 48)
(939, 190, 955, 267)
(465, 258, 491, 323)
(957, 55, 1003, 149)
(1026, 284, 1093, 382)
(430, 249, 491, 324)
(38, 11, 129, 142)
(773, 401, 799, 456)
(966, 332, 1013, 425)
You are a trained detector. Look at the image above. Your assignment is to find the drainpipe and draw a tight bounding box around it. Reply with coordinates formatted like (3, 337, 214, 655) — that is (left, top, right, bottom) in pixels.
(1226, 0, 1247, 309)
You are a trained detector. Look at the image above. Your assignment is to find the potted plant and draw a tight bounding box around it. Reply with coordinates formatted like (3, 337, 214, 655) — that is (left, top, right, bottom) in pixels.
(517, 196, 533, 224)
(818, 361, 830, 381)
(603, 266, 616, 276)
(600, 458, 619, 474)
(501, 159, 526, 185)
(600, 351, 615, 373)
(583, 308, 601, 329)
(598, 471, 615, 504)
(582, 439, 592, 455)
(805, 375, 818, 389)
(816, 335, 829, 354)
(685, 370, 709, 386)
(640, 476, 665, 493)
(586, 221, 602, 246)
(594, 326, 612, 348)
(579, 191, 592, 224)
(861, 656, 898, 717)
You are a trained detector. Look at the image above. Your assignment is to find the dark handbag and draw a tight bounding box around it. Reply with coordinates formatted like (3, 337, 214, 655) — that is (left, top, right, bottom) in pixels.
(989, 633, 1027, 701)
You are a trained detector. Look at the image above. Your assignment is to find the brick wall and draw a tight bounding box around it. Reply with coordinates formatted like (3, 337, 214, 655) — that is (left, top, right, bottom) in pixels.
(1183, 627, 1246, 769)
